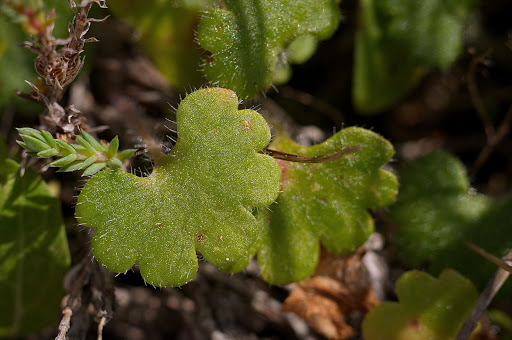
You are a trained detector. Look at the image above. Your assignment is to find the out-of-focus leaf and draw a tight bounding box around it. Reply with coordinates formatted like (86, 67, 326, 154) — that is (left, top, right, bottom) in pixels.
(108, 0, 216, 88)
(362, 269, 478, 340)
(353, 0, 476, 113)
(198, 0, 341, 99)
(389, 150, 512, 291)
(241, 127, 397, 285)
(0, 138, 70, 337)
(75, 88, 281, 287)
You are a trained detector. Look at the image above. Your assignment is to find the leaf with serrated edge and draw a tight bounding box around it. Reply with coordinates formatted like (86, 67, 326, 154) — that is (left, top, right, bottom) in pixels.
(76, 88, 281, 287)
(0, 138, 70, 337)
(243, 126, 397, 284)
(363, 269, 478, 340)
(198, 0, 340, 99)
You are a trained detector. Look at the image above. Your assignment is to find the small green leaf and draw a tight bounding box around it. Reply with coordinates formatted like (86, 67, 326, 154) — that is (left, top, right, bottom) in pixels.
(198, 0, 341, 99)
(286, 35, 319, 65)
(15, 141, 28, 150)
(82, 162, 107, 177)
(81, 131, 107, 152)
(40, 130, 58, 149)
(16, 128, 43, 140)
(36, 148, 60, 158)
(116, 149, 137, 161)
(107, 158, 123, 169)
(362, 269, 478, 340)
(19, 135, 51, 152)
(58, 155, 98, 173)
(249, 126, 398, 284)
(76, 135, 97, 154)
(55, 139, 76, 154)
(76, 88, 282, 287)
(58, 161, 84, 172)
(389, 150, 512, 291)
(0, 139, 70, 337)
(106, 136, 120, 158)
(47, 153, 77, 167)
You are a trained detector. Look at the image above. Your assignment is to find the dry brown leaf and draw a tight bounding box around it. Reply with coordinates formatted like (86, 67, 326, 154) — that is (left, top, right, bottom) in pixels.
(282, 248, 378, 340)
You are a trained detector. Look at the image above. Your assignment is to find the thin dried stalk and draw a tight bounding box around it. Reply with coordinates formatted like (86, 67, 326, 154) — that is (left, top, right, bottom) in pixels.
(16, 0, 108, 139)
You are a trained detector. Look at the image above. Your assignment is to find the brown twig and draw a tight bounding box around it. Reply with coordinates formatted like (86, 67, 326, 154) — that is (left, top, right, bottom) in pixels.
(469, 104, 512, 175)
(55, 307, 73, 340)
(455, 243, 512, 340)
(261, 145, 363, 163)
(467, 51, 512, 176)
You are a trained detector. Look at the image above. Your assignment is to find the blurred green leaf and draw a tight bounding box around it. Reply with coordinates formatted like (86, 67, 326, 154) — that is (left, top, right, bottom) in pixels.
(353, 0, 476, 113)
(243, 127, 397, 284)
(389, 150, 512, 291)
(362, 269, 478, 340)
(0, 138, 70, 337)
(108, 0, 216, 88)
(198, 0, 341, 99)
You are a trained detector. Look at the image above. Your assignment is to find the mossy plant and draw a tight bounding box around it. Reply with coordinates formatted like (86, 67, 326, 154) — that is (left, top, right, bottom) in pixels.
(75, 88, 281, 287)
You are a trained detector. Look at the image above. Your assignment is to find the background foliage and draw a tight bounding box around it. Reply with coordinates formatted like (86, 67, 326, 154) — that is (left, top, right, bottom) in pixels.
(0, 0, 511, 339)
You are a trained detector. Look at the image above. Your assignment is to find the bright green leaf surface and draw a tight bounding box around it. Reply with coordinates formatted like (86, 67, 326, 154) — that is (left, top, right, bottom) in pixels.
(353, 0, 475, 113)
(0, 139, 70, 337)
(76, 88, 281, 287)
(363, 269, 478, 340)
(248, 127, 397, 285)
(390, 150, 512, 291)
(198, 0, 341, 99)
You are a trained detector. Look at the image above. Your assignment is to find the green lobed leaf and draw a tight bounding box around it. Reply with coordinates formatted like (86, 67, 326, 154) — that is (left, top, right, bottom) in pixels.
(353, 0, 476, 113)
(75, 88, 282, 287)
(197, 0, 341, 99)
(389, 150, 512, 291)
(245, 126, 397, 284)
(0, 138, 70, 337)
(362, 269, 478, 340)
